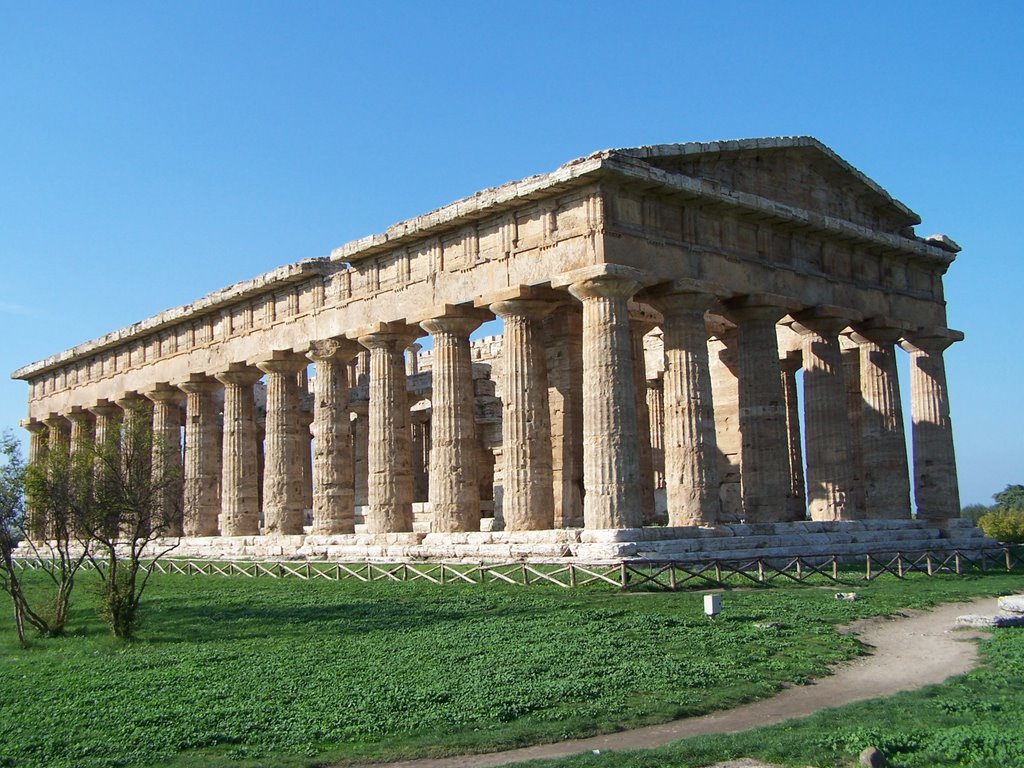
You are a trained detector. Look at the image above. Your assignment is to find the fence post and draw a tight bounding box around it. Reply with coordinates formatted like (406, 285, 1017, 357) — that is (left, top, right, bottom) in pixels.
(865, 555, 872, 580)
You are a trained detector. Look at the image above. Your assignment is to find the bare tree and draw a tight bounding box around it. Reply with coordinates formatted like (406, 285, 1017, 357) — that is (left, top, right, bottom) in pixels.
(1, 430, 90, 645)
(78, 403, 181, 639)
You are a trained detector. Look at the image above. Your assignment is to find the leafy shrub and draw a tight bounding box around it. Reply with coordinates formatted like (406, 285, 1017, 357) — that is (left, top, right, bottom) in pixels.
(978, 509, 1024, 543)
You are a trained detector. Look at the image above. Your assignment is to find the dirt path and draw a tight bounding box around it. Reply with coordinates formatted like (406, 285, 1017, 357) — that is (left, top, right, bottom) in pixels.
(354, 596, 998, 768)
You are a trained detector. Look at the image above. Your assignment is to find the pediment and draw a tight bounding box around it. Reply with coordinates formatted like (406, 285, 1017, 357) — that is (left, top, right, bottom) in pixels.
(615, 138, 920, 235)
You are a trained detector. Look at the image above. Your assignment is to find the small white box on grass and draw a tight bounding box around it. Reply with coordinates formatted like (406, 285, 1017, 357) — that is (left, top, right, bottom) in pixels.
(704, 593, 722, 618)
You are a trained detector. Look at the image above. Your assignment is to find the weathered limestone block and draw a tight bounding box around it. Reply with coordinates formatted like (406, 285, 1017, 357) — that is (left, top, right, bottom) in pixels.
(792, 309, 860, 521)
(308, 339, 360, 535)
(566, 267, 645, 529)
(851, 323, 912, 519)
(725, 297, 796, 523)
(257, 354, 308, 535)
(421, 310, 484, 533)
(998, 595, 1024, 614)
(648, 289, 722, 526)
(490, 295, 556, 531)
(179, 376, 222, 537)
(357, 325, 418, 534)
(901, 331, 962, 520)
(215, 367, 262, 536)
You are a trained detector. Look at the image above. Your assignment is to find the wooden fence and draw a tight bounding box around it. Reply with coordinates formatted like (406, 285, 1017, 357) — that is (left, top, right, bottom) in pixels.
(12, 546, 1024, 590)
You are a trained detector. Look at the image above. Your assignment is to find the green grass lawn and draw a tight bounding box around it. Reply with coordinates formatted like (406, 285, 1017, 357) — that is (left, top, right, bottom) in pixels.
(522, 626, 1024, 768)
(0, 569, 1020, 768)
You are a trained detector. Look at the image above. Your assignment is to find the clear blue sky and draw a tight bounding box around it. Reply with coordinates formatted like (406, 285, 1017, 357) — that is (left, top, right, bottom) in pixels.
(1, 2, 1020, 506)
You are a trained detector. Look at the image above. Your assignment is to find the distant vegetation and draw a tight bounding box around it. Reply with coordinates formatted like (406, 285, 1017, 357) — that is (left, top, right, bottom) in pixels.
(963, 484, 1024, 543)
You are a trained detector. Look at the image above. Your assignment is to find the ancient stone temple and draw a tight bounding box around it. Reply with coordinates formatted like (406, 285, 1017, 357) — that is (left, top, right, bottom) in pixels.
(13, 137, 986, 561)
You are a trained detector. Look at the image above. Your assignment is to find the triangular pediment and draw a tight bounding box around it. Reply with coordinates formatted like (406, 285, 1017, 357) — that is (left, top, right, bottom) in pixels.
(613, 137, 920, 235)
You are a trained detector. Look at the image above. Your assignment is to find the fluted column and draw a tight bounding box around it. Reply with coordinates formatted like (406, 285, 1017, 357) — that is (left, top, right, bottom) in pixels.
(179, 377, 222, 536)
(89, 401, 122, 454)
(779, 355, 807, 520)
(901, 331, 962, 520)
(651, 291, 721, 526)
(351, 401, 369, 507)
(214, 367, 262, 536)
(792, 311, 859, 521)
(116, 393, 152, 460)
(146, 386, 185, 535)
(22, 420, 47, 540)
(544, 304, 584, 528)
(421, 312, 484, 532)
(307, 339, 359, 535)
(410, 410, 431, 503)
(568, 272, 644, 529)
(852, 324, 912, 519)
(630, 318, 657, 523)
(257, 354, 307, 535)
(43, 415, 70, 457)
(490, 298, 555, 530)
(298, 409, 314, 514)
(724, 299, 793, 522)
(67, 409, 94, 458)
(406, 342, 422, 376)
(647, 375, 665, 492)
(357, 326, 417, 533)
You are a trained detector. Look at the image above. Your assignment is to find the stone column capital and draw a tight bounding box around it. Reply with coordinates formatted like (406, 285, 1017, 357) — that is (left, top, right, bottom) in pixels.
(488, 298, 556, 322)
(65, 407, 94, 425)
(779, 351, 803, 374)
(567, 274, 642, 302)
(256, 352, 308, 376)
(88, 399, 122, 419)
(214, 365, 263, 387)
(723, 293, 801, 325)
(900, 327, 964, 355)
(790, 306, 863, 337)
(145, 384, 185, 405)
(849, 317, 913, 347)
(420, 313, 484, 338)
(22, 418, 46, 435)
(114, 392, 151, 412)
(42, 414, 70, 430)
(178, 375, 221, 396)
(355, 322, 421, 351)
(306, 338, 361, 363)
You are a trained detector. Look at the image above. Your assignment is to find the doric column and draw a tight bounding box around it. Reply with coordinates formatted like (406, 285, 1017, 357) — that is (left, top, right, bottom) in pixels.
(410, 409, 431, 503)
(178, 376, 222, 537)
(851, 322, 912, 519)
(214, 366, 262, 536)
(115, 393, 152, 460)
(647, 374, 665, 492)
(356, 324, 418, 534)
(724, 297, 795, 523)
(43, 414, 70, 457)
(779, 354, 807, 520)
(901, 330, 963, 520)
(256, 353, 308, 535)
(351, 400, 369, 507)
(707, 327, 743, 521)
(840, 337, 867, 514)
(298, 408, 314, 513)
(89, 401, 122, 453)
(421, 309, 486, 533)
(567, 268, 645, 529)
(543, 304, 584, 528)
(146, 385, 185, 535)
(792, 309, 860, 521)
(649, 289, 721, 526)
(307, 339, 360, 535)
(406, 342, 422, 376)
(66, 408, 94, 458)
(22, 420, 47, 540)
(490, 295, 555, 530)
(630, 317, 657, 523)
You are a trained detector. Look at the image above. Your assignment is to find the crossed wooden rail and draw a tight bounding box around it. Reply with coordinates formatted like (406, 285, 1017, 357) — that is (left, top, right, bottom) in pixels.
(12, 546, 1023, 590)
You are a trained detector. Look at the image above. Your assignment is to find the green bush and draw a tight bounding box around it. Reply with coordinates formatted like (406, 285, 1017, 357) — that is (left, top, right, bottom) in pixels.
(978, 508, 1024, 543)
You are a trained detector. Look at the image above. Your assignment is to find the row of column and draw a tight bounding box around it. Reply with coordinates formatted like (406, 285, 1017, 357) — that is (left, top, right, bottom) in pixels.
(26, 276, 961, 537)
